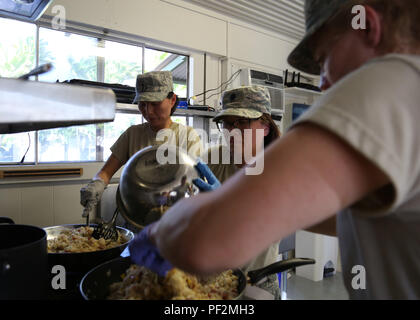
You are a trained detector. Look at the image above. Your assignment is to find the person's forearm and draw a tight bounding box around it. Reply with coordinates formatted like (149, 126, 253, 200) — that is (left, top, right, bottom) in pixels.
(305, 216, 337, 237)
(93, 154, 122, 185)
(93, 170, 110, 185)
(150, 193, 222, 274)
(150, 124, 388, 276)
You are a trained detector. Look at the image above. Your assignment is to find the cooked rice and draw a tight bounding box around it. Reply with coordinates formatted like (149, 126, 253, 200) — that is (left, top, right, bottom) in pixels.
(47, 226, 127, 253)
(107, 265, 239, 300)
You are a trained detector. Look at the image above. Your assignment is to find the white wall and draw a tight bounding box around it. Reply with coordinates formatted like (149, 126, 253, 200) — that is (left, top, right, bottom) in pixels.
(0, 163, 123, 227)
(44, 0, 300, 107)
(228, 23, 296, 71)
(46, 0, 228, 56)
(1, 0, 302, 227)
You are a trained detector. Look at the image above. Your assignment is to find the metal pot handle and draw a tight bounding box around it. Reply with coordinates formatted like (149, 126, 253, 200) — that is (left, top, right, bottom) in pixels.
(247, 258, 315, 285)
(0, 217, 15, 224)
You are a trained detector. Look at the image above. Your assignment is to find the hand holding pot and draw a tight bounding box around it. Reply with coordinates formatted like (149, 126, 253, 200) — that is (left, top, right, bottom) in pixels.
(128, 225, 172, 277)
(193, 161, 221, 192)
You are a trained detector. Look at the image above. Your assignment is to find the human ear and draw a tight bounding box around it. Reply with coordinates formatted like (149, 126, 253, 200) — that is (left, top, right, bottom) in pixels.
(263, 123, 270, 137)
(171, 93, 177, 106)
(362, 5, 382, 48)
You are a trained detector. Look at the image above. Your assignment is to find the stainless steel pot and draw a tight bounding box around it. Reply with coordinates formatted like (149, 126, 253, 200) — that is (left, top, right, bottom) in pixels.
(118, 145, 200, 229)
(44, 224, 134, 273)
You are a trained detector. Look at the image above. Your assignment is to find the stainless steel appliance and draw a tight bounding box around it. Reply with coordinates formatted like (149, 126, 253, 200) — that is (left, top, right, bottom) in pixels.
(117, 145, 200, 229)
(0, 77, 116, 134)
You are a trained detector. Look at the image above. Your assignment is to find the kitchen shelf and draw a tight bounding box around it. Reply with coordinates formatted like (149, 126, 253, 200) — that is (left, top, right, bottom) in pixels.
(173, 108, 217, 118)
(115, 103, 138, 112)
(283, 87, 323, 98)
(116, 103, 217, 118)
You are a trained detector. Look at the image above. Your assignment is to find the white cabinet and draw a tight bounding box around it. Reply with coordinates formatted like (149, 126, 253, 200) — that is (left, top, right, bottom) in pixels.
(295, 230, 339, 282)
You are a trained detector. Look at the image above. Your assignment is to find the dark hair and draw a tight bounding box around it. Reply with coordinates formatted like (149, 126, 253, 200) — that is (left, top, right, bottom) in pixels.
(167, 92, 179, 116)
(258, 114, 281, 148)
(137, 92, 179, 116)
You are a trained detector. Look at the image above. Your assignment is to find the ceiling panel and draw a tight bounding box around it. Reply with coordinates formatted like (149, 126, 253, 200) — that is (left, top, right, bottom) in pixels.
(181, 0, 305, 40)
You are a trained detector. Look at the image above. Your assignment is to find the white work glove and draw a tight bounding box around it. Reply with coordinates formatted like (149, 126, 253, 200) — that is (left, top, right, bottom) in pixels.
(80, 178, 106, 218)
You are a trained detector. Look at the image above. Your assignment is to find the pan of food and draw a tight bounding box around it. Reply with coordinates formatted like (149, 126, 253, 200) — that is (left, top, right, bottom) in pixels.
(44, 224, 134, 273)
(79, 256, 315, 300)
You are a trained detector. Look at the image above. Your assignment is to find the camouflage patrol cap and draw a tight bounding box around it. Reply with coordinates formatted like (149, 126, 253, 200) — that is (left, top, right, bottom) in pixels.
(213, 86, 271, 121)
(287, 0, 351, 75)
(133, 71, 174, 104)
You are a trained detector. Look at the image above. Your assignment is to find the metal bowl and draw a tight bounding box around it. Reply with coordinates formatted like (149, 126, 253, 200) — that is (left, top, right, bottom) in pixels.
(44, 224, 134, 273)
(117, 145, 200, 229)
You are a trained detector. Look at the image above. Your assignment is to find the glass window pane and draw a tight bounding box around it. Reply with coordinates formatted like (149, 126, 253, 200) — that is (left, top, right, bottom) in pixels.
(0, 132, 35, 163)
(209, 119, 221, 147)
(38, 28, 98, 82)
(103, 113, 142, 160)
(104, 41, 142, 87)
(187, 117, 194, 127)
(145, 48, 188, 98)
(171, 116, 187, 126)
(173, 83, 187, 98)
(144, 48, 170, 72)
(0, 18, 36, 78)
(38, 125, 97, 162)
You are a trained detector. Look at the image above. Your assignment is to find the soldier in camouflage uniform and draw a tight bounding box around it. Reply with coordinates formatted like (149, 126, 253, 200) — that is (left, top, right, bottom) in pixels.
(80, 71, 202, 229)
(201, 86, 282, 299)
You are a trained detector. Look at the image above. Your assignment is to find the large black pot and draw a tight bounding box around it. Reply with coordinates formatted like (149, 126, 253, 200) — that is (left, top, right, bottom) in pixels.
(0, 217, 48, 300)
(80, 256, 316, 300)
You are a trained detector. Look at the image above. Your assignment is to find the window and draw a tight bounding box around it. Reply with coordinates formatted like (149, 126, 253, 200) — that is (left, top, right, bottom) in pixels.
(172, 117, 187, 126)
(0, 18, 36, 78)
(0, 132, 35, 163)
(145, 48, 188, 98)
(37, 125, 97, 163)
(0, 19, 190, 165)
(103, 113, 143, 160)
(104, 41, 142, 86)
(0, 18, 37, 164)
(38, 28, 99, 83)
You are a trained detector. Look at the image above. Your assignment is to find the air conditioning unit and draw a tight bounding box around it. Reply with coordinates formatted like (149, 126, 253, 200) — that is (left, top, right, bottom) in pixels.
(239, 68, 285, 116)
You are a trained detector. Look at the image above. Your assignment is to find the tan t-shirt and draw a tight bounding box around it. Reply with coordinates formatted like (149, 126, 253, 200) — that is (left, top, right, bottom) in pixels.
(111, 121, 202, 165)
(291, 54, 420, 299)
(203, 145, 280, 274)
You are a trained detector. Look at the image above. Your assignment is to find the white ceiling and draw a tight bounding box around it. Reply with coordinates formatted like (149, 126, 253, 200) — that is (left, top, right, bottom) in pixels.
(181, 0, 306, 40)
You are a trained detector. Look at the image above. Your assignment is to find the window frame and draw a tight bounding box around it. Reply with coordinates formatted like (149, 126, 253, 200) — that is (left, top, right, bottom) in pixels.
(0, 18, 190, 166)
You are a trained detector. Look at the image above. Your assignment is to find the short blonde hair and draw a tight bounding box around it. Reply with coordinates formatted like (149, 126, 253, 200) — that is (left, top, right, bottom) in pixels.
(366, 0, 420, 53)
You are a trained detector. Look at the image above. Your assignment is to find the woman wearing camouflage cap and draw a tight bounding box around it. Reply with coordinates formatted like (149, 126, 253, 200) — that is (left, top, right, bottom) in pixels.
(198, 86, 281, 299)
(128, 0, 420, 299)
(80, 71, 202, 225)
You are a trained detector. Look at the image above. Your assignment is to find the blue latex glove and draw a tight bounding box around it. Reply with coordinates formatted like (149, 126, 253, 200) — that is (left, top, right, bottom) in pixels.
(193, 161, 221, 192)
(128, 225, 172, 277)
